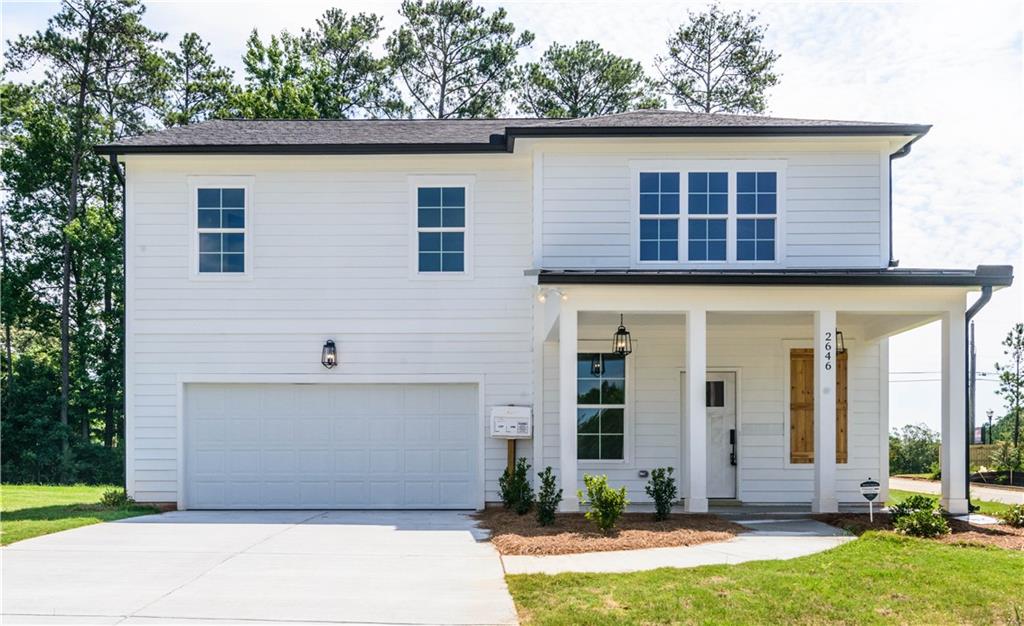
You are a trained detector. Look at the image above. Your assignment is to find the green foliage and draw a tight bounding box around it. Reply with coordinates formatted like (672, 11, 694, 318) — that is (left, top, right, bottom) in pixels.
(162, 32, 235, 126)
(889, 493, 939, 524)
(1000, 503, 1024, 528)
(578, 474, 628, 534)
(994, 323, 1023, 447)
(990, 440, 1023, 472)
(656, 4, 780, 113)
(889, 423, 941, 475)
(893, 508, 951, 538)
(535, 466, 562, 526)
(100, 488, 136, 508)
(230, 30, 318, 119)
(387, 0, 533, 118)
(516, 40, 663, 118)
(644, 467, 677, 521)
(499, 457, 534, 515)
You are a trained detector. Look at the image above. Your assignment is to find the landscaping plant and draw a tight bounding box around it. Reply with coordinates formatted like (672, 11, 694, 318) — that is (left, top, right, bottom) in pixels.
(578, 474, 628, 534)
(100, 489, 136, 508)
(894, 508, 951, 538)
(535, 466, 562, 526)
(499, 457, 534, 515)
(889, 493, 939, 524)
(1001, 503, 1024, 528)
(644, 467, 677, 520)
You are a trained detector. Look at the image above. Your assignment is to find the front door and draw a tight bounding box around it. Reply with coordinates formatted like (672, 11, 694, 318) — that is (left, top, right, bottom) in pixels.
(705, 373, 737, 498)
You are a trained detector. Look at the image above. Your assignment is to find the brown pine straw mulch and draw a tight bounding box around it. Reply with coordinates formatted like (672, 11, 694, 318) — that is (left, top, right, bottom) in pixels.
(815, 513, 1024, 550)
(474, 507, 746, 556)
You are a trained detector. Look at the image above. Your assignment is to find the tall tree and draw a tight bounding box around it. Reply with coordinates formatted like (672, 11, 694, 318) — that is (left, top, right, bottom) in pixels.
(995, 323, 1023, 447)
(656, 4, 780, 114)
(163, 32, 234, 126)
(230, 30, 317, 119)
(5, 0, 165, 449)
(517, 40, 663, 118)
(386, 0, 533, 119)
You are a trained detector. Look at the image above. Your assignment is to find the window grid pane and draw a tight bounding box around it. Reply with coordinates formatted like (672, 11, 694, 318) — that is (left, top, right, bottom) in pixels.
(576, 353, 626, 460)
(417, 186, 466, 273)
(687, 218, 727, 261)
(197, 188, 245, 274)
(687, 172, 728, 215)
(737, 218, 775, 261)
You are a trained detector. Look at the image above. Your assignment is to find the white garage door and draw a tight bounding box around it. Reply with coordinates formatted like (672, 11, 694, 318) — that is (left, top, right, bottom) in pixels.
(184, 383, 479, 509)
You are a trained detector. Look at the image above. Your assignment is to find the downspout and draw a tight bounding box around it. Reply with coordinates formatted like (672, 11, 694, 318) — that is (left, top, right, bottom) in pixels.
(109, 154, 126, 492)
(888, 140, 916, 268)
(964, 284, 993, 512)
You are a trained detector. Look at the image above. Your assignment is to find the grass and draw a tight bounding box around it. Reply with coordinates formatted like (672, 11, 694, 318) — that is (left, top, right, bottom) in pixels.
(507, 532, 1024, 625)
(1, 484, 157, 546)
(887, 488, 1013, 517)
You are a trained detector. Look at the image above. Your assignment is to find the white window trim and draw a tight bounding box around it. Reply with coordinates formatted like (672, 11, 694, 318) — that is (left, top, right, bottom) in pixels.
(188, 176, 254, 281)
(781, 338, 851, 469)
(629, 159, 787, 269)
(576, 338, 636, 467)
(409, 175, 475, 280)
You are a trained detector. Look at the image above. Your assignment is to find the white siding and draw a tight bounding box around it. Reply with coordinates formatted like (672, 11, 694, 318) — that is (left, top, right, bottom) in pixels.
(125, 154, 535, 504)
(542, 315, 885, 504)
(537, 139, 887, 269)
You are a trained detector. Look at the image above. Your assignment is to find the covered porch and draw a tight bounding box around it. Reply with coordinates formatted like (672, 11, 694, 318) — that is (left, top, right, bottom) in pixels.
(531, 270, 1011, 515)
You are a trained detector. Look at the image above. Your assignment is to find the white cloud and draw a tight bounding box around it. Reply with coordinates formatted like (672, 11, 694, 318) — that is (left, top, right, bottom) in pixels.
(3, 0, 1021, 432)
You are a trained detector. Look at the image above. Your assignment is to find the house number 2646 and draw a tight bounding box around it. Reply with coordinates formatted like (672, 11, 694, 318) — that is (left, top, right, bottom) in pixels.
(823, 331, 834, 370)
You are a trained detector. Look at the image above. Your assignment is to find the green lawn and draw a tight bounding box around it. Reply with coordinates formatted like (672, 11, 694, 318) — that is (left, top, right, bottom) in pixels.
(1, 484, 156, 546)
(507, 533, 1024, 625)
(887, 488, 1013, 517)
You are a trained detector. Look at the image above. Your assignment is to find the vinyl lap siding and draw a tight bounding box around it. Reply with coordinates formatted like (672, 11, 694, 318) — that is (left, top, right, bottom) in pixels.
(539, 141, 885, 269)
(125, 155, 534, 504)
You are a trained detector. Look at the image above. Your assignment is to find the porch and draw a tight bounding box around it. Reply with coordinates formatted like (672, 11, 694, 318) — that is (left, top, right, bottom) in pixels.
(532, 277, 990, 515)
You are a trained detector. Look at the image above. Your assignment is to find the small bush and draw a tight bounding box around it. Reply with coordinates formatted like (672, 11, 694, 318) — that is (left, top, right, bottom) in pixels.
(644, 467, 677, 521)
(535, 466, 562, 526)
(578, 474, 628, 534)
(100, 489, 135, 508)
(894, 508, 951, 538)
(498, 457, 534, 515)
(1001, 503, 1024, 528)
(889, 493, 939, 524)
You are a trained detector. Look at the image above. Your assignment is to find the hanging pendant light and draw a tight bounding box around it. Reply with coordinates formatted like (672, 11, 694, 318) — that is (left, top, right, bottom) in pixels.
(612, 314, 632, 357)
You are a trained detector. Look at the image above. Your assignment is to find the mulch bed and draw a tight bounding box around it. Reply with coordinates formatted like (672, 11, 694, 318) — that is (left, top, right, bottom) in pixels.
(474, 507, 745, 556)
(815, 513, 1024, 551)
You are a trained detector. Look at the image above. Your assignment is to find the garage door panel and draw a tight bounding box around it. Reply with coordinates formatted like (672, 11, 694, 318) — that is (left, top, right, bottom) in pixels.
(185, 383, 479, 509)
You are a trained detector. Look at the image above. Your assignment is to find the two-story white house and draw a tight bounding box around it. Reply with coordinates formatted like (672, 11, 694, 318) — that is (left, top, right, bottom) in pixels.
(98, 110, 1012, 514)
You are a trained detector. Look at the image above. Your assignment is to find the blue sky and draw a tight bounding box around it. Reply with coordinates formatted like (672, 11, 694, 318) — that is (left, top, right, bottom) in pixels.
(3, 0, 1022, 434)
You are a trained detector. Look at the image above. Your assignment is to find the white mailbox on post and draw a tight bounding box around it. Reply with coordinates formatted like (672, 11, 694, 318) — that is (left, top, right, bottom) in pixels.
(490, 405, 532, 439)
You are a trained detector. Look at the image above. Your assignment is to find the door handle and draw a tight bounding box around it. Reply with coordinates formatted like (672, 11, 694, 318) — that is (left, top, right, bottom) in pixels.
(729, 428, 737, 466)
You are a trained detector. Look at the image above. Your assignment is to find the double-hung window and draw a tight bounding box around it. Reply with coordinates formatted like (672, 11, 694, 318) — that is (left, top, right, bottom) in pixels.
(686, 172, 728, 261)
(736, 172, 777, 261)
(638, 172, 679, 261)
(196, 187, 246, 274)
(577, 353, 626, 460)
(417, 186, 466, 273)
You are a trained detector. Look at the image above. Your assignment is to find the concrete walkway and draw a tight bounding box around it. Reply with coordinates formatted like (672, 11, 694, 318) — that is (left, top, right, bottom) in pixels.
(501, 519, 853, 575)
(890, 477, 1024, 505)
(2, 510, 517, 626)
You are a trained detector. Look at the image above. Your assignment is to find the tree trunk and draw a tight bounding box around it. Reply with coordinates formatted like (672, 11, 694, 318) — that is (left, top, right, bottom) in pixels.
(0, 209, 13, 395)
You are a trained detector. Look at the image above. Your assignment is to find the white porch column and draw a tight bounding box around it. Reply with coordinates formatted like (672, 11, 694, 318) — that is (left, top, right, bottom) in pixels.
(558, 302, 579, 511)
(813, 309, 839, 513)
(941, 310, 968, 514)
(684, 308, 708, 513)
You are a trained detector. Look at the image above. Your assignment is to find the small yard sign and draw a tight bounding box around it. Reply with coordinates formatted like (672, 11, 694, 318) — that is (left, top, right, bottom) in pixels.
(860, 478, 881, 522)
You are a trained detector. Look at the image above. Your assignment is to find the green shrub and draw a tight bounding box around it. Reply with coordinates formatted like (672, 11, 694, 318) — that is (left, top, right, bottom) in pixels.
(535, 466, 562, 526)
(578, 474, 628, 534)
(100, 489, 135, 508)
(498, 457, 534, 515)
(889, 493, 939, 524)
(644, 467, 677, 521)
(1001, 503, 1024, 528)
(894, 508, 951, 538)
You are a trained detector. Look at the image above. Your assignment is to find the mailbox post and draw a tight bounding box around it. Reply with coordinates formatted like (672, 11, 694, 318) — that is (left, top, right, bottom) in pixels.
(860, 478, 881, 522)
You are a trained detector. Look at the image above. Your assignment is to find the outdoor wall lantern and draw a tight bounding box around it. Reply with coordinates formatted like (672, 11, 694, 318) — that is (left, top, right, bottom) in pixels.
(612, 314, 632, 357)
(836, 330, 846, 355)
(321, 339, 338, 369)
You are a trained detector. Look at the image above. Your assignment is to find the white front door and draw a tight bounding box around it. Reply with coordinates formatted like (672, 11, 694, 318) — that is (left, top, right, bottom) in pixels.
(705, 373, 737, 498)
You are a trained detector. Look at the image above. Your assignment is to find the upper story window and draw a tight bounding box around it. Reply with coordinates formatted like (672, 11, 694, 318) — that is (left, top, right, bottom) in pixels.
(197, 187, 246, 273)
(634, 163, 784, 265)
(417, 186, 466, 273)
(638, 172, 679, 261)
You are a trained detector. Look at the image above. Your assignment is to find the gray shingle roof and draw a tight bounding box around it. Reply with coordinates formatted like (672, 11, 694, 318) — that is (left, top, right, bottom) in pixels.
(96, 110, 930, 155)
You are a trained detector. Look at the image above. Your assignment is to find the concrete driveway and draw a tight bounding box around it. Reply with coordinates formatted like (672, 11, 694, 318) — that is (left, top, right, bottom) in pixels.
(2, 510, 518, 625)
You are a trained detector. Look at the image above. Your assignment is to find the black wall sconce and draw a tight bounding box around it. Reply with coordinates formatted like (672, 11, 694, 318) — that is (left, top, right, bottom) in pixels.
(836, 330, 846, 354)
(321, 339, 338, 369)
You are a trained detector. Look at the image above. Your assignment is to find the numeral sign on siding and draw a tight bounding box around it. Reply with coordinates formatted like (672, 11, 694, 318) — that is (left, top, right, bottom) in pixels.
(823, 331, 833, 371)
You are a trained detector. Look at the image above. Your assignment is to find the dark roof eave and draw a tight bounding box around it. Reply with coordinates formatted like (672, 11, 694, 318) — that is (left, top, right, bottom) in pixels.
(536, 265, 1013, 288)
(95, 141, 509, 156)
